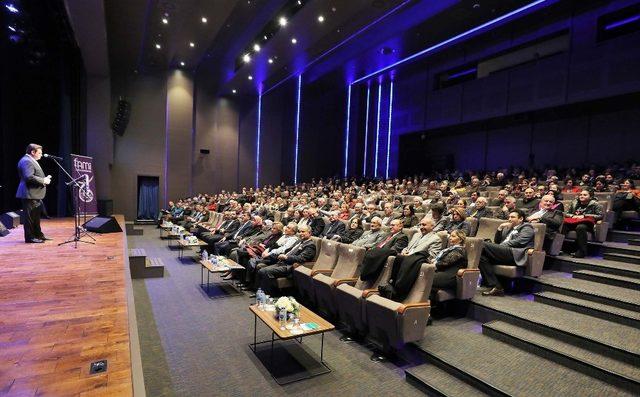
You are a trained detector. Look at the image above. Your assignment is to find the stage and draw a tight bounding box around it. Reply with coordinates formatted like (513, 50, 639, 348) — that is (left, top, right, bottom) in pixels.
(0, 216, 138, 396)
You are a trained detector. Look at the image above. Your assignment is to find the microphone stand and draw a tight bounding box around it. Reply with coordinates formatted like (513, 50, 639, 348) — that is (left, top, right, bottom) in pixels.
(48, 157, 95, 248)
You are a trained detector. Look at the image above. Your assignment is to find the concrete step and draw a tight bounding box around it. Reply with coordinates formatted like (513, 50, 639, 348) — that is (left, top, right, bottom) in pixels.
(603, 252, 640, 265)
(546, 255, 640, 279)
(602, 242, 640, 257)
(629, 239, 640, 246)
(572, 270, 640, 290)
(534, 291, 640, 328)
(471, 295, 640, 367)
(405, 363, 489, 397)
(482, 320, 640, 394)
(608, 230, 640, 243)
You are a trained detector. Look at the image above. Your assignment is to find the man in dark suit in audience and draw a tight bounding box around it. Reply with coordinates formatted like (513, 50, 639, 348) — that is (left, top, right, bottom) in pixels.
(479, 209, 535, 296)
(322, 211, 346, 239)
(516, 188, 540, 215)
(16, 143, 52, 243)
(256, 225, 317, 295)
(359, 219, 409, 282)
(469, 196, 490, 220)
(527, 194, 564, 249)
(213, 212, 255, 256)
(307, 207, 326, 237)
(201, 212, 241, 248)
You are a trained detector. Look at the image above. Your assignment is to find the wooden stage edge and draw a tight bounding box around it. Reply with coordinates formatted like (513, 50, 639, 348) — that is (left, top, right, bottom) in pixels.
(0, 215, 145, 396)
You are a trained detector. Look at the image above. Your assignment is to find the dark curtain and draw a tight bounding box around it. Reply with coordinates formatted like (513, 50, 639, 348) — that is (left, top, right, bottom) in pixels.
(137, 177, 159, 220)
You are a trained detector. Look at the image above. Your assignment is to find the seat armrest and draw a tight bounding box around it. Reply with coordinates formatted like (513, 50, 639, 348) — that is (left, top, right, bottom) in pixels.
(594, 222, 609, 243)
(456, 269, 480, 300)
(311, 269, 333, 277)
(333, 278, 358, 287)
(397, 301, 430, 314)
(294, 261, 315, 269)
(525, 251, 545, 277)
(362, 288, 379, 298)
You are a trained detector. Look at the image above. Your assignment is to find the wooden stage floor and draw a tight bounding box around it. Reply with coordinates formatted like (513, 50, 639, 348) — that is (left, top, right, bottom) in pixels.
(0, 217, 133, 396)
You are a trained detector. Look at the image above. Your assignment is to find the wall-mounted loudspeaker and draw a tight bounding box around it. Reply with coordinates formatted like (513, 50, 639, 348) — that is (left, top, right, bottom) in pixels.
(112, 99, 131, 136)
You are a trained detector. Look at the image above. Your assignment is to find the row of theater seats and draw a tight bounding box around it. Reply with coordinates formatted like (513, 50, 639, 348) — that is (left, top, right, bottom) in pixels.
(289, 236, 485, 352)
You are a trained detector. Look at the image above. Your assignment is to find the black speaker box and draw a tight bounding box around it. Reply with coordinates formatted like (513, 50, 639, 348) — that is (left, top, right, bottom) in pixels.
(0, 222, 9, 237)
(1, 211, 21, 229)
(83, 216, 122, 233)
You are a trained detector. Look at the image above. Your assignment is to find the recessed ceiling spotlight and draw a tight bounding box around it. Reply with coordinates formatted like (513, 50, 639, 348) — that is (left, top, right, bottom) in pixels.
(5, 4, 19, 13)
(189, 42, 195, 48)
(232, 89, 237, 94)
(317, 15, 325, 23)
(332, 6, 337, 12)
(268, 58, 274, 64)
(242, 53, 251, 63)
(8, 25, 16, 32)
(248, 75, 253, 80)
(253, 43, 260, 52)
(162, 17, 168, 24)
(297, 0, 302, 4)
(155, 43, 161, 49)
(263, 35, 268, 40)
(201, 16, 208, 23)
(278, 17, 287, 27)
(291, 37, 297, 44)
(180, 61, 185, 66)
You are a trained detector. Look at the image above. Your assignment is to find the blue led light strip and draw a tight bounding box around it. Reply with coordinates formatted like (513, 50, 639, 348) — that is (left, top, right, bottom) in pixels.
(374, 82, 382, 178)
(362, 85, 371, 177)
(604, 14, 640, 30)
(294, 75, 302, 184)
(352, 0, 548, 84)
(255, 93, 262, 188)
(343, 84, 352, 178)
(385, 80, 394, 179)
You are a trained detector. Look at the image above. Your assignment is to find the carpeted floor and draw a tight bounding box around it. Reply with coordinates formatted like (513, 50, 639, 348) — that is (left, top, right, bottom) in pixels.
(129, 226, 422, 396)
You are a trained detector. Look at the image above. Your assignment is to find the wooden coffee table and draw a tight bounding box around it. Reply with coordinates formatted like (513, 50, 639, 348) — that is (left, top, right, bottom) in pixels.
(198, 258, 245, 297)
(249, 303, 335, 384)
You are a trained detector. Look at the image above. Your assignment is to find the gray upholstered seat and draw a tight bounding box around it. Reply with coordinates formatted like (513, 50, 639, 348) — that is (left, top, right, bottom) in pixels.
(292, 238, 339, 302)
(433, 237, 484, 303)
(334, 256, 394, 335)
(494, 223, 546, 278)
(365, 262, 436, 351)
(312, 244, 366, 317)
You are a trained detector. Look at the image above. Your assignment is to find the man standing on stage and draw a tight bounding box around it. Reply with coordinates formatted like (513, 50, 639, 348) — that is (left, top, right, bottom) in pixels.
(16, 143, 52, 243)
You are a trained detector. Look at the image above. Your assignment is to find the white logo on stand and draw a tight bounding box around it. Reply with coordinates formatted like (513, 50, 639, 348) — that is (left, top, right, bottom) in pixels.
(79, 174, 94, 203)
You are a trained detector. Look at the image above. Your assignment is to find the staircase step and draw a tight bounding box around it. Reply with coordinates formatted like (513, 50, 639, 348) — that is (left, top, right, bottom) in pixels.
(629, 239, 640, 246)
(603, 252, 640, 265)
(547, 255, 640, 279)
(471, 295, 640, 366)
(603, 242, 640, 257)
(534, 291, 640, 328)
(608, 230, 640, 243)
(412, 324, 634, 396)
(482, 320, 640, 393)
(129, 248, 146, 257)
(147, 258, 165, 268)
(405, 363, 489, 397)
(528, 274, 640, 312)
(573, 270, 640, 290)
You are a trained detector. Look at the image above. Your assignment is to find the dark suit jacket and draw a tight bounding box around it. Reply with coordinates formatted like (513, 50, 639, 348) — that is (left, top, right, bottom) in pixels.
(282, 239, 317, 265)
(323, 220, 346, 239)
(221, 219, 241, 237)
(16, 155, 47, 200)
(494, 223, 535, 266)
(535, 209, 564, 239)
(379, 232, 409, 255)
(309, 217, 325, 237)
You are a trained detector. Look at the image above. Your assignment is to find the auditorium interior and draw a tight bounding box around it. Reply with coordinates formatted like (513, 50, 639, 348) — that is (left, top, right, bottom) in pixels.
(1, 0, 640, 396)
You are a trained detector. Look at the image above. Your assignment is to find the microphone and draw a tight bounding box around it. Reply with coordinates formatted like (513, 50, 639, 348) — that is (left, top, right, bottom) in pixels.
(43, 154, 63, 161)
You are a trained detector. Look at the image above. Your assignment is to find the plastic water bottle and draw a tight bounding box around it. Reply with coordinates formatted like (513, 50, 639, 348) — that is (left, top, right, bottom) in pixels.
(256, 288, 263, 308)
(212, 256, 218, 266)
(278, 308, 287, 330)
(202, 250, 209, 261)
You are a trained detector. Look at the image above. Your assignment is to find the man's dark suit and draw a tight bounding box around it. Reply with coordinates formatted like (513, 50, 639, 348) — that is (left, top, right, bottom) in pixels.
(257, 238, 317, 294)
(478, 222, 535, 289)
(214, 221, 260, 256)
(201, 219, 240, 247)
(16, 154, 47, 242)
(308, 216, 325, 237)
(322, 220, 346, 239)
(359, 232, 409, 281)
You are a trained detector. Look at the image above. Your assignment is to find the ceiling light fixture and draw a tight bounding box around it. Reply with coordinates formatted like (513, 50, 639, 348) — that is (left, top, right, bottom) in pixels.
(253, 43, 260, 52)
(242, 53, 251, 63)
(162, 17, 168, 24)
(278, 17, 287, 27)
(248, 75, 253, 80)
(8, 25, 16, 32)
(5, 4, 19, 13)
(155, 43, 161, 49)
(232, 89, 237, 94)
(180, 61, 185, 66)
(189, 42, 195, 48)
(201, 16, 208, 23)
(268, 58, 274, 64)
(318, 15, 325, 23)
(291, 38, 297, 44)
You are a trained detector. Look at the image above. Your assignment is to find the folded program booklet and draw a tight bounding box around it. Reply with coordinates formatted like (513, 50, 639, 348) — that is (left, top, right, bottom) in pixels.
(300, 323, 319, 330)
